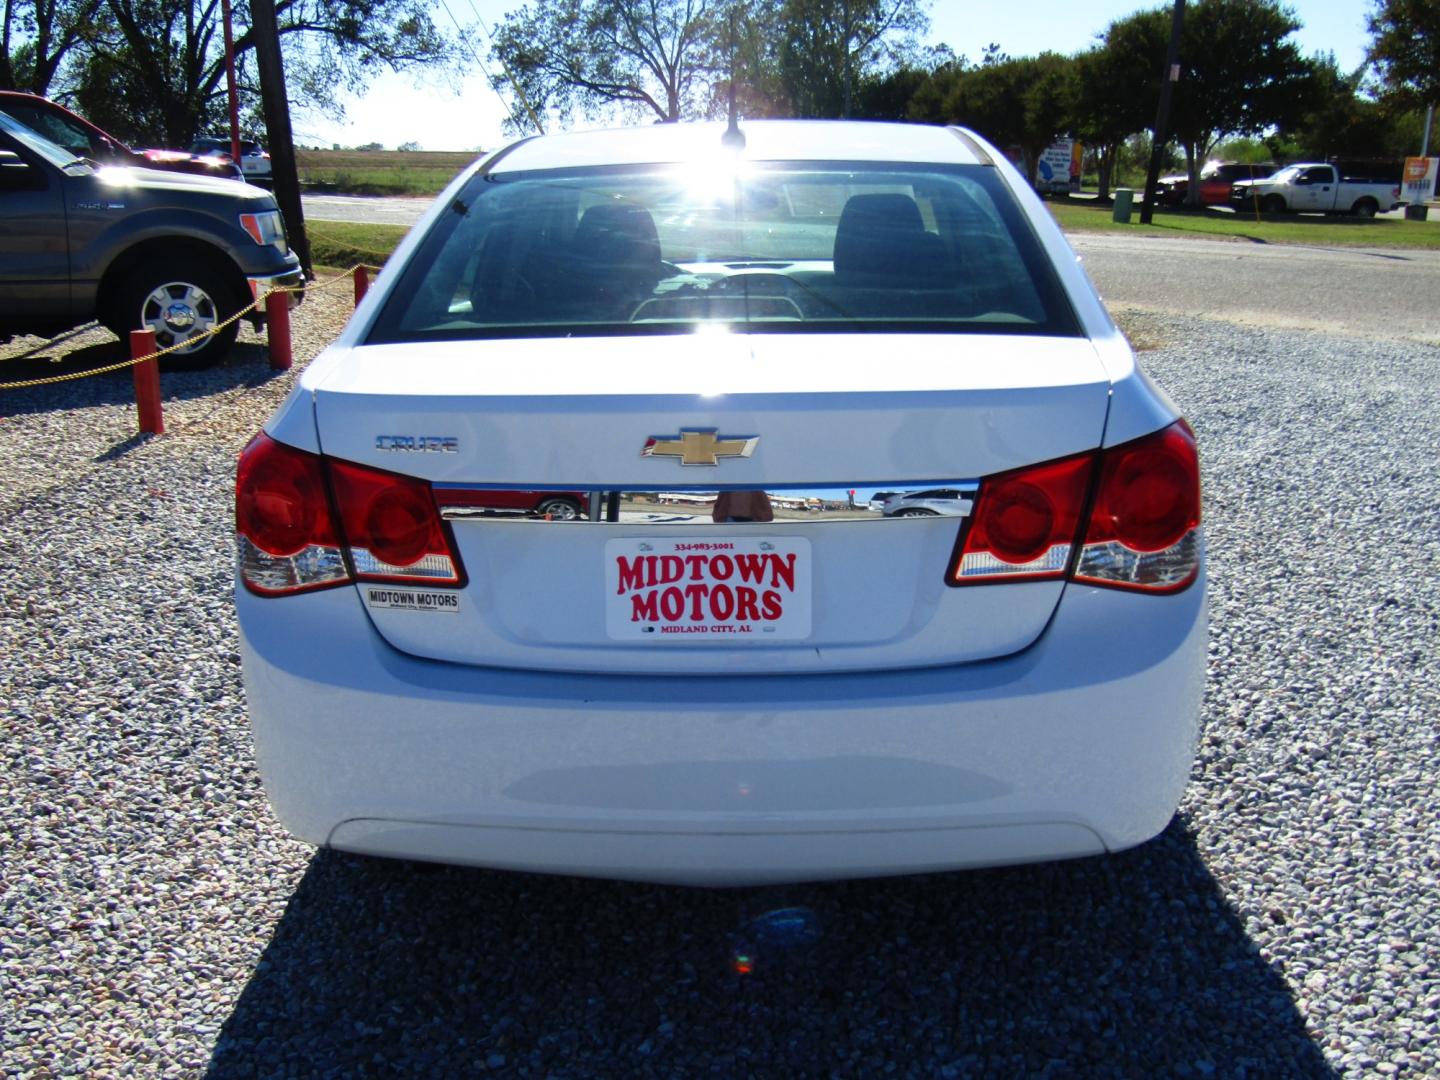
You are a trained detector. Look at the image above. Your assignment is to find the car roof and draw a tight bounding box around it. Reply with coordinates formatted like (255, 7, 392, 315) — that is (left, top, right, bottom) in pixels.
(490, 120, 987, 174)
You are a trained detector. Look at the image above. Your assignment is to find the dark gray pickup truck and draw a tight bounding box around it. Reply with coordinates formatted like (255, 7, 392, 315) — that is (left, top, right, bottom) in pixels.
(0, 110, 303, 368)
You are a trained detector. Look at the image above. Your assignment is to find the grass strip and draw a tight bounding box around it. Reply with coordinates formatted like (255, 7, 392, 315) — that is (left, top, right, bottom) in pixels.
(298, 149, 474, 197)
(1047, 199, 1440, 249)
(306, 221, 410, 269)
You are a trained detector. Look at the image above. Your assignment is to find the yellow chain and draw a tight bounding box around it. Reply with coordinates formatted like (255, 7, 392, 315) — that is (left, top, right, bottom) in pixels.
(0, 264, 376, 391)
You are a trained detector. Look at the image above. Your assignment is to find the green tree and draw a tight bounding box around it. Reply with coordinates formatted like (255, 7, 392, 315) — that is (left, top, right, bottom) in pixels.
(930, 52, 1075, 185)
(1288, 53, 1395, 160)
(849, 63, 928, 120)
(1103, 0, 1313, 206)
(489, 0, 719, 127)
(1070, 32, 1155, 200)
(0, 0, 102, 92)
(63, 0, 453, 147)
(770, 0, 928, 118)
(489, 0, 929, 128)
(1367, 0, 1440, 111)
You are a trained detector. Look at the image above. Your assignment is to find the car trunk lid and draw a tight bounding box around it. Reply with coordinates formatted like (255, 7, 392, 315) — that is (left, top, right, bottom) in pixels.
(310, 332, 1111, 674)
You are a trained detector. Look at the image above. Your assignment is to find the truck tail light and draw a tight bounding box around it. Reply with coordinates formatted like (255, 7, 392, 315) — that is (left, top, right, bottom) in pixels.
(950, 420, 1200, 594)
(949, 453, 1093, 584)
(236, 434, 463, 596)
(1074, 421, 1201, 593)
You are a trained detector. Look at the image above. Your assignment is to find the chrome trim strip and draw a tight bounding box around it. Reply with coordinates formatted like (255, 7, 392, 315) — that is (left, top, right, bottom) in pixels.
(438, 483, 978, 524)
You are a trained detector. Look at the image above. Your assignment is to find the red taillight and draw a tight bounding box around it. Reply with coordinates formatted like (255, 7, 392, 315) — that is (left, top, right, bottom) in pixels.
(1085, 423, 1200, 553)
(950, 453, 1093, 584)
(236, 434, 349, 595)
(236, 435, 463, 595)
(327, 459, 461, 585)
(949, 420, 1201, 594)
(1075, 421, 1201, 593)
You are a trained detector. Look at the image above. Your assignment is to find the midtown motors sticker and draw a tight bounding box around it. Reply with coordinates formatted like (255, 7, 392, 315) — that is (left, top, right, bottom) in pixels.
(365, 588, 460, 613)
(605, 537, 812, 641)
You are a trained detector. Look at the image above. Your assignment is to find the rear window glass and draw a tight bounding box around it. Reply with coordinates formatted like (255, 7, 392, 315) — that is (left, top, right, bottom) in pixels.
(368, 160, 1079, 343)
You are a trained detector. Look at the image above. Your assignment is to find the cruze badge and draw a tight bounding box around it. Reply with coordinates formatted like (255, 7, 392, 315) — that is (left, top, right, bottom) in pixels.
(375, 435, 458, 453)
(642, 428, 758, 466)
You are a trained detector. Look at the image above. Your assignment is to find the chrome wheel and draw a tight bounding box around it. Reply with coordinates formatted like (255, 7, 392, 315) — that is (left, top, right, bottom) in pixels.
(536, 498, 581, 521)
(140, 281, 220, 355)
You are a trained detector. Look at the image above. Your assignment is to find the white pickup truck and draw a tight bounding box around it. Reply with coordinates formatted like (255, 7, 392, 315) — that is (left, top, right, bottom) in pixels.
(1230, 163, 1403, 218)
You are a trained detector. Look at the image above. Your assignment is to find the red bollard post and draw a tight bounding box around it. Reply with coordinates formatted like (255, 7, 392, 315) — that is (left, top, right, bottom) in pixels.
(129, 329, 163, 435)
(265, 290, 292, 371)
(353, 265, 370, 306)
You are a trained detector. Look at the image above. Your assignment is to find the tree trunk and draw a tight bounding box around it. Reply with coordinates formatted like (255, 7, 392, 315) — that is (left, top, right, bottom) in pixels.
(1097, 146, 1115, 202)
(1183, 140, 1202, 209)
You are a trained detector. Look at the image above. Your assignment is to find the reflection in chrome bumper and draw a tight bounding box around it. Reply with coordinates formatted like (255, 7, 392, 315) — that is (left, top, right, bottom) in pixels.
(436, 483, 979, 524)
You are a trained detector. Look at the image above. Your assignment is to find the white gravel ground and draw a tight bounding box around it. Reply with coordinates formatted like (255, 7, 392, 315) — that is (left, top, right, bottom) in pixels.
(1, 290, 1436, 1077)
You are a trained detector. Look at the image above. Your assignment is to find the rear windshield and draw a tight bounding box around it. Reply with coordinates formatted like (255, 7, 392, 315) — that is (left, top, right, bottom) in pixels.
(368, 160, 1080, 343)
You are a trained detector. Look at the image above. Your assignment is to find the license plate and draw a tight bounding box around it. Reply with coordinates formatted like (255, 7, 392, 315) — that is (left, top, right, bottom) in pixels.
(605, 537, 812, 641)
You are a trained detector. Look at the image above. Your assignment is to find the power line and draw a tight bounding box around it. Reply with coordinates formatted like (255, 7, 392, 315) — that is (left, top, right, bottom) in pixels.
(467, 0, 545, 134)
(436, 0, 544, 136)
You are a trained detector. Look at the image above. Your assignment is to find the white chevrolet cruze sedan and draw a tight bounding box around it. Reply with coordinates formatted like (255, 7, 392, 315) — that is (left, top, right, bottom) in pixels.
(235, 121, 1205, 886)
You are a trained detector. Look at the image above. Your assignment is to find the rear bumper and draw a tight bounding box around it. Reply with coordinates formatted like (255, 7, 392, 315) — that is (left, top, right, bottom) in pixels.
(237, 570, 1207, 885)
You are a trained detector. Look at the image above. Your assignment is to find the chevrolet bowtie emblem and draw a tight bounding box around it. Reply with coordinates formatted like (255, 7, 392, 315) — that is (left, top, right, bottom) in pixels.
(642, 428, 759, 466)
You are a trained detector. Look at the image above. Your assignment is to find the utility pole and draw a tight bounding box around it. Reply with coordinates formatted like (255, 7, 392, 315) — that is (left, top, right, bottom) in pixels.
(221, 0, 241, 165)
(1139, 0, 1185, 226)
(250, 0, 311, 276)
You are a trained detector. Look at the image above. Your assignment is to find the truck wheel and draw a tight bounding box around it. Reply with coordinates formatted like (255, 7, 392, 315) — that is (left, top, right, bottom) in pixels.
(114, 257, 242, 370)
(1351, 198, 1379, 219)
(1261, 195, 1286, 214)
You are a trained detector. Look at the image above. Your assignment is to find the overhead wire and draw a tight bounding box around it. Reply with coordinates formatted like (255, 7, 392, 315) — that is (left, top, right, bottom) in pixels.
(435, 0, 545, 135)
(469, 0, 546, 135)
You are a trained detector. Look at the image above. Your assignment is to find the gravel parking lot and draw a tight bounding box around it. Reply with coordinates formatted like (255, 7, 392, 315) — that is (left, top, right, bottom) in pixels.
(1, 278, 1437, 1076)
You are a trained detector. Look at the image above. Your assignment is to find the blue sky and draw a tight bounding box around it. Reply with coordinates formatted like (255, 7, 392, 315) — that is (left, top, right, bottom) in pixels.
(294, 0, 1376, 151)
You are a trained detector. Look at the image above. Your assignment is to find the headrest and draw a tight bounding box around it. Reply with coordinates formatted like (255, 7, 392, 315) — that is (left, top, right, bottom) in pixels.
(833, 193, 931, 280)
(573, 203, 662, 273)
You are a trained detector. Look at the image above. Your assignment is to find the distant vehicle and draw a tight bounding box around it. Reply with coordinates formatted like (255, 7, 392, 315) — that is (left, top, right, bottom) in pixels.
(0, 92, 242, 181)
(190, 136, 272, 186)
(436, 490, 590, 521)
(1153, 161, 1277, 206)
(1231, 162, 1404, 217)
(881, 488, 975, 517)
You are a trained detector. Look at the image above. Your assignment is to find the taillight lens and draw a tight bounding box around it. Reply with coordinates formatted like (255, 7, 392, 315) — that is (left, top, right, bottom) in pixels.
(1075, 421, 1201, 593)
(236, 434, 348, 595)
(949, 420, 1201, 594)
(950, 453, 1094, 584)
(327, 459, 462, 585)
(236, 435, 463, 595)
